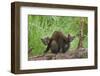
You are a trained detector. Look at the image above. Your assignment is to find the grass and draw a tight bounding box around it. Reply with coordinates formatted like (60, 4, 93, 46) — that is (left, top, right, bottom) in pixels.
(28, 15, 88, 56)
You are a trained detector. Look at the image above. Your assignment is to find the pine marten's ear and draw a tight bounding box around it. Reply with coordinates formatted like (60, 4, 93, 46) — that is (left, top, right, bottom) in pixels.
(67, 34, 75, 42)
(41, 37, 50, 45)
(67, 34, 71, 38)
(41, 38, 43, 40)
(41, 38, 44, 43)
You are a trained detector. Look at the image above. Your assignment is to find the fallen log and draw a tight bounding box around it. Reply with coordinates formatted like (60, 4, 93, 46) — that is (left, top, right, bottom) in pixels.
(28, 48, 88, 61)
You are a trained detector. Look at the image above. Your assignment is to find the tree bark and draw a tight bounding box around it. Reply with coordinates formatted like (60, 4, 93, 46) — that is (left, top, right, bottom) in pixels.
(77, 17, 84, 49)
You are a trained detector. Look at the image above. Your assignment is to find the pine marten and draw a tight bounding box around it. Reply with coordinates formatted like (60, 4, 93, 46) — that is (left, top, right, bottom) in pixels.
(41, 31, 75, 54)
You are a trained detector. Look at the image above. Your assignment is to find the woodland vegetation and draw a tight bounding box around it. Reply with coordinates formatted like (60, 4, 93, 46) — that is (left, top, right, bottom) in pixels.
(28, 15, 88, 60)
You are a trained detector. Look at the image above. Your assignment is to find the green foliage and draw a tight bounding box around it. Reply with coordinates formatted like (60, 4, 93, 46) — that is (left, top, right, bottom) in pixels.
(28, 15, 88, 56)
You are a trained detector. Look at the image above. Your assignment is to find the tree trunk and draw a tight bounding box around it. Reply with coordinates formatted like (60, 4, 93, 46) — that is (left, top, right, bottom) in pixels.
(77, 17, 84, 49)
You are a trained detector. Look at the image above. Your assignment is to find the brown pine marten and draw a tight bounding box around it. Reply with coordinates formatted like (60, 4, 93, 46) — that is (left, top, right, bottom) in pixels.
(41, 31, 75, 54)
(41, 37, 50, 45)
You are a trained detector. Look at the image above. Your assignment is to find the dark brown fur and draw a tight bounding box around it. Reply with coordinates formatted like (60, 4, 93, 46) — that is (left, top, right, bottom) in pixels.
(44, 31, 75, 54)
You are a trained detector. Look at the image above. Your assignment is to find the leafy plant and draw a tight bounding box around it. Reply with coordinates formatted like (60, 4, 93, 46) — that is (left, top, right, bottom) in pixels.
(28, 15, 88, 56)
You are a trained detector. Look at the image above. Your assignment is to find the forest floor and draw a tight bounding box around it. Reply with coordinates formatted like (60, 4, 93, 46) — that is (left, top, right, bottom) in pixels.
(28, 48, 88, 61)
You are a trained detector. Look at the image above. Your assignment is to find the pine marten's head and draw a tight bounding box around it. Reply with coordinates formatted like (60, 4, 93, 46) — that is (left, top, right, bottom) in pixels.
(66, 34, 75, 42)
